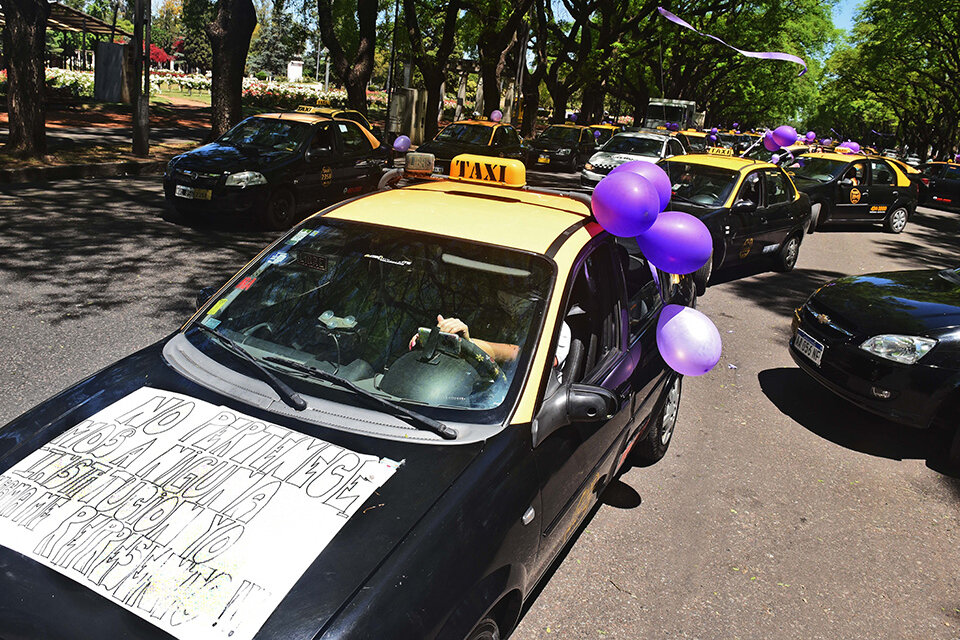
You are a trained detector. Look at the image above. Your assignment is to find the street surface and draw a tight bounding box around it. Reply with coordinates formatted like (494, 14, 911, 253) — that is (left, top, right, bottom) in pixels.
(0, 169, 958, 639)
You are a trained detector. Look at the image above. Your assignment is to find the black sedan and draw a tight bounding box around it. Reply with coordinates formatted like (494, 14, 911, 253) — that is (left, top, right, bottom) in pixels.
(790, 265, 960, 475)
(660, 153, 812, 295)
(787, 151, 918, 234)
(415, 119, 527, 174)
(527, 124, 598, 171)
(0, 157, 693, 640)
(164, 113, 390, 229)
(919, 161, 960, 210)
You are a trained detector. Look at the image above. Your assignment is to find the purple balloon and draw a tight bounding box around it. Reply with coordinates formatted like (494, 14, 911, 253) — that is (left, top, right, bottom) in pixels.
(846, 141, 861, 153)
(490, 110, 503, 122)
(709, 134, 718, 142)
(770, 154, 781, 164)
(635, 210, 712, 274)
(821, 138, 832, 145)
(763, 132, 780, 152)
(772, 125, 798, 148)
(805, 130, 816, 142)
(732, 122, 740, 128)
(594, 129, 601, 138)
(393, 134, 411, 152)
(610, 160, 672, 211)
(592, 172, 660, 237)
(656, 304, 722, 376)
(710, 127, 718, 135)
(570, 113, 578, 122)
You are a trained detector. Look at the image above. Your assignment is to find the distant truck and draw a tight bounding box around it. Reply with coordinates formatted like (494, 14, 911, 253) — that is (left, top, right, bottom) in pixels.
(644, 99, 705, 130)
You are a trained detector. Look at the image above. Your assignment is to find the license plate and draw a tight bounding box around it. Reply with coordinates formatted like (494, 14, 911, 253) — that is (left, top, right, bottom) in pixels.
(537, 156, 550, 164)
(795, 328, 824, 366)
(175, 185, 212, 200)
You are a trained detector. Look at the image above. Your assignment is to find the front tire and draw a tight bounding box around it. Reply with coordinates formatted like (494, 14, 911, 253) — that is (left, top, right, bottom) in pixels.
(807, 202, 821, 234)
(261, 189, 297, 230)
(693, 251, 714, 296)
(773, 234, 800, 272)
(884, 206, 909, 233)
(465, 618, 500, 640)
(631, 376, 682, 466)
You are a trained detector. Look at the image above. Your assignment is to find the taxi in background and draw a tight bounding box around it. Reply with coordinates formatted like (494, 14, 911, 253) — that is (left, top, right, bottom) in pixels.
(590, 123, 626, 146)
(745, 143, 816, 164)
(675, 129, 731, 153)
(790, 264, 960, 476)
(527, 124, 598, 171)
(0, 153, 694, 640)
(415, 119, 526, 175)
(164, 111, 389, 229)
(659, 148, 811, 295)
(918, 161, 960, 210)
(581, 130, 687, 189)
(294, 104, 383, 140)
(786, 150, 918, 234)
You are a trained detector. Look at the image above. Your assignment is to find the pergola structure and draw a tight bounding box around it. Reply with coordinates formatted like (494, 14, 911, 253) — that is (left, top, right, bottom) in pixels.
(0, 2, 133, 69)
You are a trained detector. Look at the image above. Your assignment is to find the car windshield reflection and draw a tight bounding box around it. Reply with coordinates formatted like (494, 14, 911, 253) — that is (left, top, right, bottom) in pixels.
(436, 124, 494, 145)
(661, 160, 737, 207)
(219, 117, 312, 152)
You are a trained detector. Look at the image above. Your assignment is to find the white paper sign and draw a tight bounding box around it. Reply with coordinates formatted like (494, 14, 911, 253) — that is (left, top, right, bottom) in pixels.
(0, 386, 399, 640)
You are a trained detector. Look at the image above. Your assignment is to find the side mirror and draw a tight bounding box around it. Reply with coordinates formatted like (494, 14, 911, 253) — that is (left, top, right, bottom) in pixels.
(732, 199, 757, 213)
(532, 381, 619, 447)
(839, 178, 853, 187)
(196, 286, 218, 309)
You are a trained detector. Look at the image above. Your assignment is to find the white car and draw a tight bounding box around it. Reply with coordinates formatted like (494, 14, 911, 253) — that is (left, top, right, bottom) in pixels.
(581, 132, 686, 188)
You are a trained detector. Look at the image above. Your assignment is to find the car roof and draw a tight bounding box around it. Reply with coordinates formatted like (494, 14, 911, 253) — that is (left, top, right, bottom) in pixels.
(666, 153, 776, 172)
(449, 119, 502, 128)
(320, 179, 593, 255)
(548, 123, 591, 130)
(800, 151, 867, 162)
(255, 112, 331, 125)
(680, 129, 707, 138)
(617, 131, 669, 141)
(592, 123, 622, 129)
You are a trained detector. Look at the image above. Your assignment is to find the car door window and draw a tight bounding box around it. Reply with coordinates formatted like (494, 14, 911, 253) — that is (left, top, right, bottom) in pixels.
(615, 238, 662, 343)
(738, 171, 762, 205)
(310, 124, 337, 153)
(764, 169, 790, 205)
(870, 160, 895, 186)
(502, 125, 522, 146)
(945, 166, 960, 181)
(669, 139, 684, 157)
(843, 162, 867, 186)
(337, 122, 372, 153)
(493, 128, 509, 147)
(922, 164, 945, 178)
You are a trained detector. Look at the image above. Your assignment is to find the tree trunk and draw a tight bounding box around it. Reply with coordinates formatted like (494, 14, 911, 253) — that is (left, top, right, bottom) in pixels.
(520, 65, 542, 137)
(1, 0, 50, 157)
(479, 57, 500, 119)
(317, 0, 377, 117)
(422, 74, 444, 141)
(207, 0, 257, 138)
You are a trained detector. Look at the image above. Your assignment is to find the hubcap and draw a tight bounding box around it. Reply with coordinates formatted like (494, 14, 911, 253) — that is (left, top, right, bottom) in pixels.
(660, 378, 681, 445)
(891, 209, 907, 231)
(784, 237, 799, 267)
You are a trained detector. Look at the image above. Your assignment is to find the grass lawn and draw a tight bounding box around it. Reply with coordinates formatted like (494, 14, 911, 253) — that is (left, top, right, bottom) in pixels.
(151, 86, 211, 107)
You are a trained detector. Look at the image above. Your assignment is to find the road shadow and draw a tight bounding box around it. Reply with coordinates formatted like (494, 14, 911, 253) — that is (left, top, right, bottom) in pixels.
(709, 266, 847, 321)
(0, 177, 274, 324)
(873, 209, 960, 269)
(758, 367, 933, 460)
(524, 168, 583, 191)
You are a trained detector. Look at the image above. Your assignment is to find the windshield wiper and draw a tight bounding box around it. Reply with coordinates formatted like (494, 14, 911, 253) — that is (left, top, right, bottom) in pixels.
(263, 356, 458, 440)
(193, 323, 307, 411)
(938, 268, 960, 285)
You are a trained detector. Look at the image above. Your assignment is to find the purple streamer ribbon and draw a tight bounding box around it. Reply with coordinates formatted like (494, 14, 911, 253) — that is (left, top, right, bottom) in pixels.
(657, 7, 807, 77)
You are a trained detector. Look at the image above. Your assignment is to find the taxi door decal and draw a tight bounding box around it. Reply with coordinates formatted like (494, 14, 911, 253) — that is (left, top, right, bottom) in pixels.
(739, 237, 754, 259)
(849, 188, 861, 204)
(321, 165, 333, 186)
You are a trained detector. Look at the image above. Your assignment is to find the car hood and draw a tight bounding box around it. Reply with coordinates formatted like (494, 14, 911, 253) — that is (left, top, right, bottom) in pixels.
(174, 142, 295, 173)
(530, 138, 578, 151)
(810, 269, 960, 336)
(0, 339, 482, 640)
(589, 151, 658, 166)
(416, 139, 491, 161)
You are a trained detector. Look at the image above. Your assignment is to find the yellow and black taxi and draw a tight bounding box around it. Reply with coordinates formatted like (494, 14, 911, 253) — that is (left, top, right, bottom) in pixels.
(918, 161, 960, 209)
(527, 124, 598, 170)
(0, 154, 693, 640)
(294, 104, 382, 139)
(675, 129, 730, 153)
(790, 264, 960, 476)
(164, 112, 390, 229)
(415, 119, 526, 175)
(659, 149, 812, 295)
(785, 150, 918, 233)
(590, 123, 626, 145)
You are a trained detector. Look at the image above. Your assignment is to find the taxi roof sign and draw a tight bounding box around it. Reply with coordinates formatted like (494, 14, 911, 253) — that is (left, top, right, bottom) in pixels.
(296, 102, 333, 112)
(707, 146, 735, 156)
(449, 154, 526, 188)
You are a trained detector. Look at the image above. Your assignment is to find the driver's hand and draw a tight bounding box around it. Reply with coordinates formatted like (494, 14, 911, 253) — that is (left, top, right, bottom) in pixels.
(437, 314, 470, 341)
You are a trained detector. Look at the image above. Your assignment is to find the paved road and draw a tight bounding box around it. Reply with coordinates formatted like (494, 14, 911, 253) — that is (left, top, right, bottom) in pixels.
(0, 170, 958, 639)
(0, 126, 208, 150)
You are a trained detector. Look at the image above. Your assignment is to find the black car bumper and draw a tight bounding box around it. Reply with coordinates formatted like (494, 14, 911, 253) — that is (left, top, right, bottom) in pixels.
(529, 149, 574, 168)
(163, 178, 270, 217)
(789, 303, 950, 428)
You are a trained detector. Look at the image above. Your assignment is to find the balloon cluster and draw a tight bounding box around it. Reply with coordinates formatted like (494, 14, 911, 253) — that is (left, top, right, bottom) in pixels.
(666, 122, 680, 132)
(592, 162, 721, 376)
(708, 127, 719, 143)
(836, 140, 861, 153)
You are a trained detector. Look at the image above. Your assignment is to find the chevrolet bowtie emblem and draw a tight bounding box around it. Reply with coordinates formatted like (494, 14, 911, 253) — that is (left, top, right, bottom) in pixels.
(816, 313, 831, 325)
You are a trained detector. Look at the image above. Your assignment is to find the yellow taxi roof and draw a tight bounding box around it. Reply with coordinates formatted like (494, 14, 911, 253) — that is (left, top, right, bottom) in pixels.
(681, 129, 707, 137)
(671, 153, 776, 173)
(800, 151, 866, 162)
(256, 112, 329, 124)
(591, 123, 622, 130)
(551, 123, 591, 130)
(321, 179, 592, 255)
(451, 119, 501, 128)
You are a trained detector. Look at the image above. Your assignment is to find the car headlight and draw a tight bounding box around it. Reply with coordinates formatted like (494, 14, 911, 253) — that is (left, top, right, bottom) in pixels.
(556, 148, 572, 156)
(225, 171, 268, 187)
(860, 334, 937, 364)
(584, 163, 594, 171)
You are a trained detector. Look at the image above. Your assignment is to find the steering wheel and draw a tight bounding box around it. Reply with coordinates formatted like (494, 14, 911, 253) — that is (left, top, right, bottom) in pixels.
(415, 326, 506, 384)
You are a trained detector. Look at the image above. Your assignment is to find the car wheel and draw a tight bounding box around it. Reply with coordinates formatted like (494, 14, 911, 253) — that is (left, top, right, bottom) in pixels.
(262, 189, 297, 230)
(693, 250, 714, 296)
(884, 206, 909, 233)
(631, 375, 682, 466)
(465, 618, 500, 640)
(773, 234, 800, 272)
(807, 202, 821, 234)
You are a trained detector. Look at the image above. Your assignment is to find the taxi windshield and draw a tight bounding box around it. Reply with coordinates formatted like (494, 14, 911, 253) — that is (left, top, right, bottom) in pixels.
(660, 160, 738, 207)
(539, 127, 580, 143)
(219, 117, 312, 152)
(196, 222, 552, 413)
(436, 123, 493, 145)
(602, 136, 662, 156)
(594, 129, 614, 144)
(790, 157, 848, 182)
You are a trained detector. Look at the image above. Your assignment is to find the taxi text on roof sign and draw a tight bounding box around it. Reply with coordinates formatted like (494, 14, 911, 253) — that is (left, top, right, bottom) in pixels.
(449, 154, 526, 188)
(707, 146, 734, 156)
